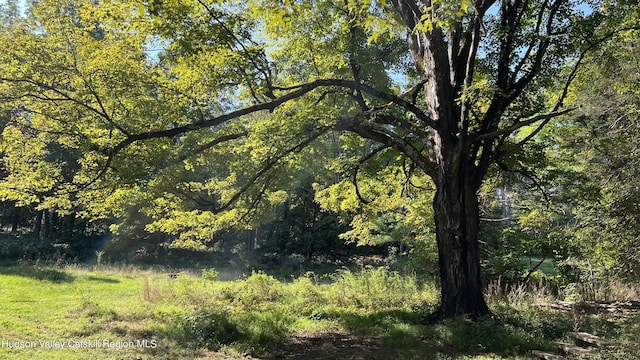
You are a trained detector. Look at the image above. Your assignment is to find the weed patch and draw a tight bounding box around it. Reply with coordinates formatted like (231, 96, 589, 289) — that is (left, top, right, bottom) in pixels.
(231, 272, 284, 308)
(325, 266, 433, 311)
(175, 308, 241, 350)
(0, 263, 637, 359)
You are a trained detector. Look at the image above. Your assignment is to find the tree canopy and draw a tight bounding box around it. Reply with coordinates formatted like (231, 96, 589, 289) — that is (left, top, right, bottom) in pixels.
(1, 0, 637, 318)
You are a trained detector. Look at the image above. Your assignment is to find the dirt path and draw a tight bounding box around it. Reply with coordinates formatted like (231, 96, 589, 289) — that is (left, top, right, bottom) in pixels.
(275, 331, 386, 360)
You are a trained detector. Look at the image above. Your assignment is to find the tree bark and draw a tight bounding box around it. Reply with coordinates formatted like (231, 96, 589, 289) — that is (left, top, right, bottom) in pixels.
(33, 210, 43, 239)
(433, 163, 489, 318)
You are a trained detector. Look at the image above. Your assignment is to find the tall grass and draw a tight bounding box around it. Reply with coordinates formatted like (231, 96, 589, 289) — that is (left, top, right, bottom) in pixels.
(1, 262, 637, 359)
(137, 266, 438, 357)
(486, 276, 555, 306)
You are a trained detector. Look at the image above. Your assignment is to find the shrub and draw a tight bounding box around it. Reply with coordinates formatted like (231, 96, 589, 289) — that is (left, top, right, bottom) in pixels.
(288, 273, 325, 313)
(233, 308, 294, 351)
(201, 267, 219, 281)
(162, 307, 241, 350)
(0, 234, 55, 260)
(327, 266, 423, 310)
(225, 272, 284, 309)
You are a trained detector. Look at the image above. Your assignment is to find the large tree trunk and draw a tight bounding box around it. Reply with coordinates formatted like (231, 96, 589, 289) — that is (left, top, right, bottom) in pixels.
(433, 176, 489, 318)
(432, 140, 490, 319)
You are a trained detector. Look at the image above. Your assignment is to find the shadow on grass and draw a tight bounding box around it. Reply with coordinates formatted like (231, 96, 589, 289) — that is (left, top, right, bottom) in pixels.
(0, 263, 75, 283)
(145, 304, 574, 359)
(86, 276, 120, 283)
(140, 301, 638, 359)
(277, 307, 565, 359)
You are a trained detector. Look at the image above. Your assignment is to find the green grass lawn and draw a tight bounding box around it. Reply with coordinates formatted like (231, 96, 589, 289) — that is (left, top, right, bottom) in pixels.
(0, 264, 165, 359)
(518, 256, 557, 276)
(0, 262, 636, 359)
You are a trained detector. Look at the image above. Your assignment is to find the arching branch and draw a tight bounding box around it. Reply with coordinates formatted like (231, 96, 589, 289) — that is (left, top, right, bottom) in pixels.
(212, 126, 330, 214)
(87, 78, 432, 181)
(351, 145, 389, 204)
(336, 115, 436, 177)
(474, 107, 575, 142)
(176, 132, 247, 163)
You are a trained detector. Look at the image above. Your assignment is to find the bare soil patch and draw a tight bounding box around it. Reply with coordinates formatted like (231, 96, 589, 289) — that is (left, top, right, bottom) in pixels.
(275, 331, 386, 360)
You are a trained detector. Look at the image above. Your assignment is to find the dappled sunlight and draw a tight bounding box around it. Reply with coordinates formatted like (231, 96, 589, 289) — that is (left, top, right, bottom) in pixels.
(0, 0, 639, 358)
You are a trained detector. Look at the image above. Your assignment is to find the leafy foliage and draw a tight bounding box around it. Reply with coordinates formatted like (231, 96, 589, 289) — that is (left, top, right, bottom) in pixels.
(0, 0, 639, 319)
(561, 20, 640, 280)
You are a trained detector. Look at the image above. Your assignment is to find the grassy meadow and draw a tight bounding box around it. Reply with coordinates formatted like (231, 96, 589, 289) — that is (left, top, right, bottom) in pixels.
(0, 262, 638, 359)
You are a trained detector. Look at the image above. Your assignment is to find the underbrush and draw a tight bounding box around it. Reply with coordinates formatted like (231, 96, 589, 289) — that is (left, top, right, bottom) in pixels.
(147, 266, 437, 356)
(130, 266, 640, 358)
(1, 262, 638, 359)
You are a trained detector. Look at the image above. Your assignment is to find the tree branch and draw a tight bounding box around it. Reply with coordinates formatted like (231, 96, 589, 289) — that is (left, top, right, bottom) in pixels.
(337, 116, 436, 177)
(523, 256, 547, 283)
(101, 78, 433, 167)
(497, 161, 551, 203)
(176, 132, 247, 163)
(213, 126, 330, 213)
(351, 145, 389, 204)
(196, 0, 275, 100)
(474, 107, 575, 142)
(0, 77, 129, 136)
